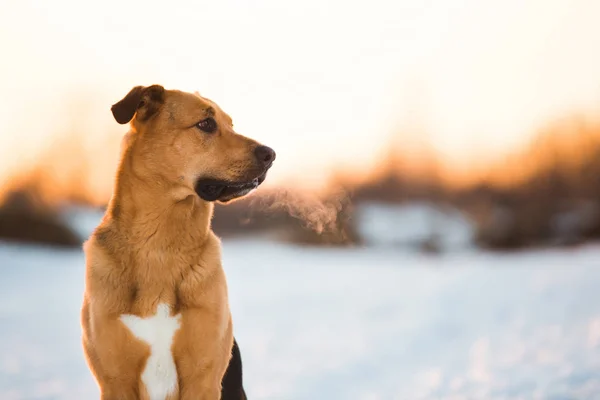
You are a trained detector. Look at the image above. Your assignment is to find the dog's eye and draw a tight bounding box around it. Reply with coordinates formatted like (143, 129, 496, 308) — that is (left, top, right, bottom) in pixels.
(196, 117, 217, 133)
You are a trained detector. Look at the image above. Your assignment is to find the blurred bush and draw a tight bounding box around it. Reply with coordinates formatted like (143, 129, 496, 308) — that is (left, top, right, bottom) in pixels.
(0, 188, 81, 248)
(451, 116, 600, 250)
(325, 114, 600, 251)
(3, 113, 600, 252)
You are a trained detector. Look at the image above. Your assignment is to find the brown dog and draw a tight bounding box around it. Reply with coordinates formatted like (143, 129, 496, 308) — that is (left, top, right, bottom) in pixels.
(81, 85, 275, 400)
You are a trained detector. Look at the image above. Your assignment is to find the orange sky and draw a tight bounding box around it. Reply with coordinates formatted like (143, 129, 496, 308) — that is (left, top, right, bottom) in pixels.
(1, 0, 600, 198)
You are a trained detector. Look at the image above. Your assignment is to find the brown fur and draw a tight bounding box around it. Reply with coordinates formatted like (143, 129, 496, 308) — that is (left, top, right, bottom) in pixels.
(81, 85, 272, 399)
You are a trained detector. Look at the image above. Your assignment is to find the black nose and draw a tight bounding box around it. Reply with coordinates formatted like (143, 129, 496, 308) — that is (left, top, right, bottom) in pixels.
(254, 145, 276, 166)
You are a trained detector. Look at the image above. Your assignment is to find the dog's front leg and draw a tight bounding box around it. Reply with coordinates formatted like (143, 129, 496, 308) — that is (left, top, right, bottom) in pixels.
(100, 387, 139, 400)
(177, 338, 233, 400)
(179, 375, 222, 400)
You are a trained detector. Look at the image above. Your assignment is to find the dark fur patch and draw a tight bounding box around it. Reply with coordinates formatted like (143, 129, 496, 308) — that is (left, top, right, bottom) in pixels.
(110, 204, 121, 219)
(221, 338, 247, 400)
(94, 226, 112, 248)
(129, 284, 138, 304)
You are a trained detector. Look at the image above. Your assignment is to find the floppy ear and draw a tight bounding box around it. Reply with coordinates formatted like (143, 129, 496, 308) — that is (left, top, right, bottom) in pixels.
(111, 85, 165, 124)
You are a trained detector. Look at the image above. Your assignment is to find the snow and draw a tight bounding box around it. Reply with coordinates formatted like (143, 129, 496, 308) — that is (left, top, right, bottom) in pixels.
(2, 210, 600, 399)
(355, 202, 475, 252)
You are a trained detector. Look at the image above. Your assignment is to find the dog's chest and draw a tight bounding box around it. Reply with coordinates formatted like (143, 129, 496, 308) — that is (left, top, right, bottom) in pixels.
(120, 303, 181, 400)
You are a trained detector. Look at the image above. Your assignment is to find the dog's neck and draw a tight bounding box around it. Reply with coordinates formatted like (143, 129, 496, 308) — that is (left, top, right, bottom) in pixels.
(106, 147, 214, 250)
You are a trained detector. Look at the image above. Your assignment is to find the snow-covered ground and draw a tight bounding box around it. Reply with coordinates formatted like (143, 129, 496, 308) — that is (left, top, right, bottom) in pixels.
(2, 211, 600, 399)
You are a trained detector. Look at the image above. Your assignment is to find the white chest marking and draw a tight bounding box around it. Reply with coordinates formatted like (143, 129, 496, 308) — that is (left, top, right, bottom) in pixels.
(120, 303, 182, 400)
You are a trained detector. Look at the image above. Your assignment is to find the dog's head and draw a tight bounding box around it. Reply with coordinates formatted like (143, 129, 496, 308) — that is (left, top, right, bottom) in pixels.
(111, 85, 275, 203)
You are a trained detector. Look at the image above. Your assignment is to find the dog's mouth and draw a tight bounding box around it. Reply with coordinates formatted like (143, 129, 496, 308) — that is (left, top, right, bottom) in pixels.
(195, 171, 268, 203)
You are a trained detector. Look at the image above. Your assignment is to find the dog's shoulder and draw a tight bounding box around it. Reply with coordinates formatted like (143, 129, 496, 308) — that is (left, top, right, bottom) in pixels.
(84, 221, 130, 284)
(83, 228, 138, 317)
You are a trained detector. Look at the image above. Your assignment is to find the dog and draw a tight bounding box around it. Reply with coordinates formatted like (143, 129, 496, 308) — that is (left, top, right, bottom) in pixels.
(80, 84, 274, 400)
